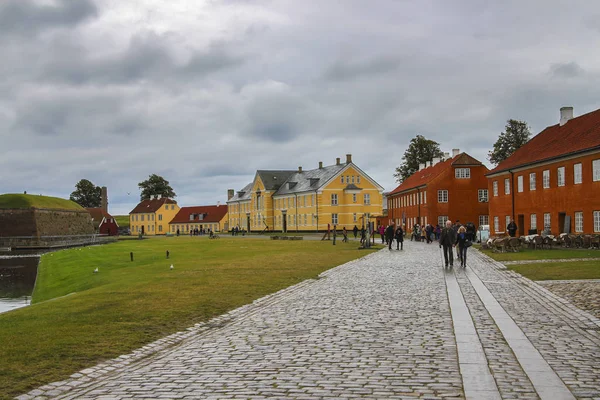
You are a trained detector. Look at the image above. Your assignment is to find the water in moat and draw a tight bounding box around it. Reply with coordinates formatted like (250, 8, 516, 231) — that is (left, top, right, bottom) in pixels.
(0, 252, 41, 314)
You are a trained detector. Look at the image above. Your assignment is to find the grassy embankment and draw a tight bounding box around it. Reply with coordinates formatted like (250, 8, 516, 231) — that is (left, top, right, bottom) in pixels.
(0, 237, 377, 399)
(113, 215, 129, 229)
(478, 246, 600, 280)
(0, 194, 83, 210)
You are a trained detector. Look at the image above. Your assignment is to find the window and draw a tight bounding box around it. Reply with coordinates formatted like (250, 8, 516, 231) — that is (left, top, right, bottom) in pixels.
(438, 216, 448, 226)
(420, 192, 423, 204)
(331, 193, 338, 205)
(340, 176, 344, 183)
(531, 214, 537, 230)
(141, 215, 144, 222)
(364, 194, 370, 204)
(529, 173, 536, 191)
(594, 211, 600, 232)
(557, 167, 565, 187)
(504, 178, 510, 195)
(493, 181, 498, 196)
(593, 160, 600, 181)
(505, 216, 511, 231)
(352, 194, 357, 203)
(455, 168, 471, 179)
(543, 170, 550, 188)
(574, 163, 582, 184)
(575, 212, 583, 233)
(353, 213, 357, 222)
(517, 176, 523, 192)
(478, 189, 488, 202)
(332, 213, 338, 225)
(357, 176, 361, 184)
(352, 176, 355, 184)
(544, 213, 551, 231)
(304, 214, 307, 225)
(423, 191, 427, 204)
(346, 176, 350, 183)
(494, 216, 500, 233)
(438, 190, 448, 203)
(479, 215, 489, 227)
(158, 225, 162, 232)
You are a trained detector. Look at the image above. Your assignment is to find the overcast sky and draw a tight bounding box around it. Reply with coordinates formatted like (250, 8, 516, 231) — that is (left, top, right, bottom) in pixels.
(1, 0, 599, 215)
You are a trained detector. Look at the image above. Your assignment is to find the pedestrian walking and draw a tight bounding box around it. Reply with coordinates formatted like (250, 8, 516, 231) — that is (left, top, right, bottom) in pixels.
(395, 224, 404, 250)
(321, 223, 331, 240)
(455, 225, 469, 267)
(385, 223, 395, 250)
(353, 225, 358, 239)
(379, 225, 386, 244)
(342, 227, 348, 242)
(439, 220, 457, 268)
(507, 219, 518, 237)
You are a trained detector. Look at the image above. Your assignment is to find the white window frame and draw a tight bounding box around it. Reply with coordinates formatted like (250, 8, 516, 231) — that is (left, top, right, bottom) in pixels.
(575, 212, 583, 233)
(574, 163, 582, 184)
(331, 193, 338, 205)
(531, 214, 537, 230)
(455, 168, 471, 179)
(557, 166, 565, 187)
(593, 159, 600, 182)
(543, 170, 550, 188)
(364, 193, 371, 205)
(517, 176, 523, 192)
(529, 173, 536, 191)
(493, 181, 498, 196)
(423, 191, 427, 204)
(594, 211, 600, 232)
(504, 178, 510, 195)
(332, 213, 338, 225)
(479, 215, 489, 228)
(353, 213, 357, 222)
(544, 213, 551, 231)
(494, 216, 500, 233)
(438, 190, 448, 203)
(352, 193, 356, 203)
(505, 216, 511, 231)
(357, 176, 361, 184)
(478, 189, 488, 202)
(438, 216, 448, 226)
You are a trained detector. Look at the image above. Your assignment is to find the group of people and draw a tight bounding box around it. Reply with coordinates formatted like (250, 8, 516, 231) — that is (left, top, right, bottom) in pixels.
(438, 220, 471, 268)
(377, 222, 404, 250)
(229, 226, 247, 236)
(410, 223, 441, 243)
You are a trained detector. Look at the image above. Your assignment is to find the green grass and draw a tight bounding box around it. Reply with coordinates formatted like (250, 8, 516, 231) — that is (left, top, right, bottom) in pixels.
(0, 194, 83, 211)
(0, 237, 376, 399)
(479, 246, 600, 262)
(114, 215, 129, 228)
(509, 260, 600, 280)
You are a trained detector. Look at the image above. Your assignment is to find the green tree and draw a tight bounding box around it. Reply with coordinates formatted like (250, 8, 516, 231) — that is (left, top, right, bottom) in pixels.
(69, 179, 102, 208)
(488, 119, 531, 165)
(138, 174, 176, 201)
(394, 135, 444, 183)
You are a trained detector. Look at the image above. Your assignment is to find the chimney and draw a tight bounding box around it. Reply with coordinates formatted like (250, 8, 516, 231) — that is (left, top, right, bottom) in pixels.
(336, 157, 341, 165)
(432, 157, 440, 165)
(419, 163, 426, 171)
(560, 106, 573, 126)
(346, 154, 352, 164)
(298, 166, 303, 173)
(318, 161, 323, 169)
(452, 148, 460, 157)
(227, 189, 234, 200)
(101, 186, 108, 213)
(444, 152, 450, 160)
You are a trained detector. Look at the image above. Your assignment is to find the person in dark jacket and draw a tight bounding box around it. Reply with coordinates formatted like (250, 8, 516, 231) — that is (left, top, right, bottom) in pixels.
(439, 220, 457, 267)
(507, 219, 518, 237)
(395, 225, 404, 250)
(353, 225, 358, 239)
(455, 225, 469, 267)
(385, 223, 395, 250)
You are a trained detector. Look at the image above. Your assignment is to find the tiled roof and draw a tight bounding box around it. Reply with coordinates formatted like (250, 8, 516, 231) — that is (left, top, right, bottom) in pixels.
(228, 182, 253, 202)
(274, 164, 347, 196)
(256, 170, 296, 191)
(169, 205, 228, 224)
(86, 208, 113, 221)
(129, 198, 177, 214)
(488, 107, 600, 175)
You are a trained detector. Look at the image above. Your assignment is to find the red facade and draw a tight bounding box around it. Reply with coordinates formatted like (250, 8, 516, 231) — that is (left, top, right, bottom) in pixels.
(86, 208, 119, 236)
(387, 153, 490, 230)
(487, 107, 600, 236)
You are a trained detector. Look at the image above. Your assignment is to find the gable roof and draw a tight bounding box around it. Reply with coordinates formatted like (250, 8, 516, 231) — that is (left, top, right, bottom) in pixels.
(129, 198, 177, 214)
(488, 107, 600, 175)
(389, 152, 485, 195)
(256, 170, 296, 191)
(228, 182, 253, 202)
(273, 164, 347, 196)
(86, 208, 113, 221)
(169, 205, 228, 224)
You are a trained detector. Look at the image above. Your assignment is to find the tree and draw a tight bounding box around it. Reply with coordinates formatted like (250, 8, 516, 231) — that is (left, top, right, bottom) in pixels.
(69, 179, 102, 208)
(138, 174, 176, 201)
(488, 119, 531, 165)
(394, 135, 444, 183)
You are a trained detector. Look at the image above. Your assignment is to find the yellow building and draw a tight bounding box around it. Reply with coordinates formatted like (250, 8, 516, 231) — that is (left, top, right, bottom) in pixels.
(227, 154, 384, 232)
(129, 196, 180, 235)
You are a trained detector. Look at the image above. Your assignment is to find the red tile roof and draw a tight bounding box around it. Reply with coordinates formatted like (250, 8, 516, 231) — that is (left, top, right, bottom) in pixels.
(129, 198, 177, 214)
(169, 205, 228, 224)
(86, 207, 113, 221)
(488, 107, 600, 175)
(388, 153, 484, 195)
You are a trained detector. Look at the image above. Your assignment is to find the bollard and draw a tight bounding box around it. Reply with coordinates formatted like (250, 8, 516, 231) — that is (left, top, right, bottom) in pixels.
(130, 252, 134, 262)
(333, 225, 337, 245)
(166, 250, 170, 259)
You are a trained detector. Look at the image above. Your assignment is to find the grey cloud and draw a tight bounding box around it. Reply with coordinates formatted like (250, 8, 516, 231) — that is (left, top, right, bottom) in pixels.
(550, 62, 585, 79)
(323, 56, 402, 82)
(0, 0, 97, 36)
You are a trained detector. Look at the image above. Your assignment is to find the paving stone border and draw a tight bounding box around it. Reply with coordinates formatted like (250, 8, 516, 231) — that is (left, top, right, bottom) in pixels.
(502, 257, 600, 265)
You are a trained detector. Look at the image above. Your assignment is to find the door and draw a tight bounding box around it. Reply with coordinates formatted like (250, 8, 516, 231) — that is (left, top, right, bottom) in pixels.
(558, 212, 568, 233)
(517, 214, 524, 236)
(282, 213, 287, 233)
(246, 215, 251, 232)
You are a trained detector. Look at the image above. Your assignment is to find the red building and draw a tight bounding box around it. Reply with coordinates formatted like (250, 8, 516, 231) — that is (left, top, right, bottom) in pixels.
(86, 208, 119, 236)
(387, 150, 490, 230)
(168, 205, 229, 234)
(487, 107, 600, 236)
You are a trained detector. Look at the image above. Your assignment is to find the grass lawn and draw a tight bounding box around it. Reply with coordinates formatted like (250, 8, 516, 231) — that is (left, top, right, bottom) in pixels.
(508, 260, 600, 281)
(0, 194, 83, 211)
(114, 215, 129, 229)
(0, 237, 376, 399)
(479, 246, 600, 262)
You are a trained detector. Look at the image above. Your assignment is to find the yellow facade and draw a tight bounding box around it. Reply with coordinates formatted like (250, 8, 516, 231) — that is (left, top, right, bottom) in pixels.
(130, 201, 180, 235)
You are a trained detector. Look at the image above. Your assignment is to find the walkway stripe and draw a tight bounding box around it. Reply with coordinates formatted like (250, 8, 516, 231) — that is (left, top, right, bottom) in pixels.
(465, 267, 576, 400)
(444, 269, 501, 400)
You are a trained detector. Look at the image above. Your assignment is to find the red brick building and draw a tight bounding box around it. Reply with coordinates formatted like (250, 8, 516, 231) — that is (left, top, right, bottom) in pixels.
(387, 151, 490, 230)
(487, 107, 600, 236)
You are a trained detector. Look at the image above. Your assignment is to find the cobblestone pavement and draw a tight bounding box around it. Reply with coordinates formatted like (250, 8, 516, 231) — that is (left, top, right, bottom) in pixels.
(20, 243, 600, 400)
(502, 258, 600, 265)
(536, 280, 600, 319)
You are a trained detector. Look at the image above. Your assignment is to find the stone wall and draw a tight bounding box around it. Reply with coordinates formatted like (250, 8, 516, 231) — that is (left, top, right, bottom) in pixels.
(0, 208, 94, 237)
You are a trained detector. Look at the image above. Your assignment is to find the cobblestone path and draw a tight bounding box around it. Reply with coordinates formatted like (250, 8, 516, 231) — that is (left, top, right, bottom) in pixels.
(20, 243, 600, 400)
